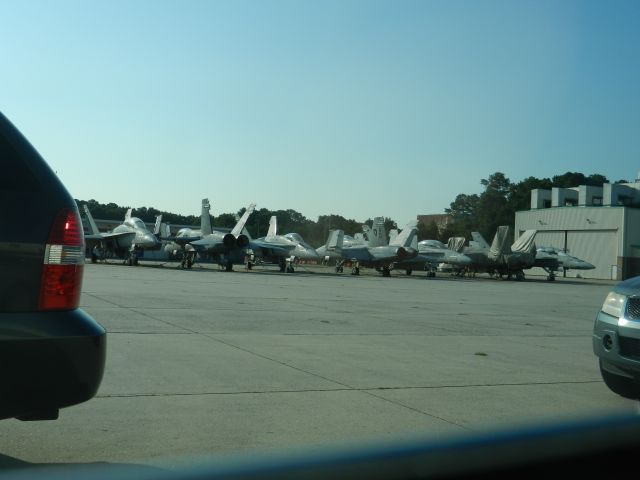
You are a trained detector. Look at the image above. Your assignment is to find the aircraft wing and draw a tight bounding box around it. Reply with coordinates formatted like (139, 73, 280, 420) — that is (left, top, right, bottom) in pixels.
(250, 239, 296, 258)
(189, 236, 224, 252)
(85, 231, 136, 249)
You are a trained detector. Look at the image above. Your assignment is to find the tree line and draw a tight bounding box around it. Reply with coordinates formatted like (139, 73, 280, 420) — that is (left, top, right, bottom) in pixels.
(437, 171, 628, 243)
(77, 171, 626, 248)
(76, 199, 386, 247)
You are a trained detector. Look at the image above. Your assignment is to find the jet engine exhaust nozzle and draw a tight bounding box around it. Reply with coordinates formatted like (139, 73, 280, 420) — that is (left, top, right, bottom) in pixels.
(223, 233, 236, 248)
(236, 234, 250, 249)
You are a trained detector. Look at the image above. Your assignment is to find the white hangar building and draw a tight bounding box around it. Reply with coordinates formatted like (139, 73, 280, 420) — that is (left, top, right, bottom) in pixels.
(515, 181, 640, 280)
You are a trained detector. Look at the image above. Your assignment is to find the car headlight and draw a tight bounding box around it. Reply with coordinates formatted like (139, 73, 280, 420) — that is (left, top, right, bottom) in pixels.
(602, 292, 627, 318)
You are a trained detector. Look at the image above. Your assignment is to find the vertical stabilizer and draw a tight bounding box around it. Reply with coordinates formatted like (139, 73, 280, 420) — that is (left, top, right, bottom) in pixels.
(489, 226, 512, 260)
(447, 237, 466, 253)
(200, 199, 212, 236)
(153, 215, 163, 235)
(125, 208, 132, 221)
(266, 215, 277, 240)
(389, 229, 399, 243)
(231, 203, 256, 236)
(325, 229, 344, 252)
(471, 232, 490, 249)
(83, 205, 100, 235)
(365, 217, 387, 247)
(511, 229, 537, 253)
(390, 221, 418, 247)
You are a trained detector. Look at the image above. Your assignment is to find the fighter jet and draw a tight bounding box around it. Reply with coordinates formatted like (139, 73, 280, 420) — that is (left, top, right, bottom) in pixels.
(187, 202, 256, 271)
(247, 216, 320, 272)
(454, 226, 537, 281)
(389, 229, 472, 276)
(533, 247, 595, 281)
(161, 198, 213, 268)
(83, 206, 161, 265)
(318, 221, 419, 277)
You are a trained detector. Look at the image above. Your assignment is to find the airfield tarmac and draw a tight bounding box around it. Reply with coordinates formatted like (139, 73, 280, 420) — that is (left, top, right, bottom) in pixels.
(0, 262, 636, 470)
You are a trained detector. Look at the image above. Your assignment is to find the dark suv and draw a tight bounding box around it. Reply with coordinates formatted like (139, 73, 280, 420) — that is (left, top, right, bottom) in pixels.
(0, 112, 106, 420)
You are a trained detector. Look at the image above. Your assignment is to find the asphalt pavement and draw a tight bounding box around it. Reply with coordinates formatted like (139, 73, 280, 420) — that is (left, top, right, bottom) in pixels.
(0, 262, 635, 470)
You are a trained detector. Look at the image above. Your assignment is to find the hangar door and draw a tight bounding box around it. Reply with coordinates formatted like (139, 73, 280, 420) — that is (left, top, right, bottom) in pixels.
(526, 230, 618, 279)
(567, 230, 618, 280)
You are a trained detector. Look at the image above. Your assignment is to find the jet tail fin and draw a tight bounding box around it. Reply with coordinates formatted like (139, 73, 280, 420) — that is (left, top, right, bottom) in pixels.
(489, 226, 512, 260)
(389, 229, 399, 244)
(325, 229, 344, 252)
(364, 217, 387, 247)
(83, 205, 100, 235)
(471, 232, 490, 249)
(125, 208, 132, 221)
(153, 215, 163, 236)
(447, 237, 466, 253)
(200, 199, 212, 236)
(160, 223, 171, 238)
(390, 221, 418, 247)
(511, 229, 537, 253)
(231, 203, 256, 236)
(266, 215, 277, 240)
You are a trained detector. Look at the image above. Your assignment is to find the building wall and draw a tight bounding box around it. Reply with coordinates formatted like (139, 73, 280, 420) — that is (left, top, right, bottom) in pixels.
(515, 207, 626, 280)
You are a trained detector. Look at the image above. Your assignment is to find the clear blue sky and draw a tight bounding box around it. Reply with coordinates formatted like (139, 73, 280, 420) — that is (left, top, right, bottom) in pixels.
(2, 0, 638, 224)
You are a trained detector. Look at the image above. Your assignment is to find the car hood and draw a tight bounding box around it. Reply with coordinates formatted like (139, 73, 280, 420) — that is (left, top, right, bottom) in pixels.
(614, 276, 640, 297)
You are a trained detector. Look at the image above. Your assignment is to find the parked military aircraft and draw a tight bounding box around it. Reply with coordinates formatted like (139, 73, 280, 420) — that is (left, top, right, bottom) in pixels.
(247, 216, 320, 272)
(318, 222, 418, 277)
(161, 198, 213, 268)
(533, 246, 595, 281)
(454, 227, 538, 281)
(83, 206, 161, 265)
(187, 202, 256, 271)
(390, 231, 472, 276)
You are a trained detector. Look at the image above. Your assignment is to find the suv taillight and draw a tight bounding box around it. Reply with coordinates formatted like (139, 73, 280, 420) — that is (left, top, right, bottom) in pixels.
(38, 207, 85, 311)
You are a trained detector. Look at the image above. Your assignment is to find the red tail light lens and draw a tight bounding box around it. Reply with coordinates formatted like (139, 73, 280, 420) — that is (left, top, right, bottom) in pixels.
(39, 208, 85, 311)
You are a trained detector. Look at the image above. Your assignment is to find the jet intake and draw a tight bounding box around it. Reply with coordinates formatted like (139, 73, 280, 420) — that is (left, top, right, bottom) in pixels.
(236, 234, 249, 249)
(223, 233, 236, 248)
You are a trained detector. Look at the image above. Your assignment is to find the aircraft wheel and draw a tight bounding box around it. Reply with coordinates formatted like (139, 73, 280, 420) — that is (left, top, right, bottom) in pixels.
(91, 254, 98, 264)
(286, 265, 295, 273)
(247, 262, 253, 270)
(382, 267, 391, 277)
(133, 256, 139, 266)
(547, 274, 555, 282)
(515, 271, 525, 281)
(225, 262, 233, 272)
(351, 267, 360, 276)
(600, 360, 640, 399)
(406, 269, 412, 276)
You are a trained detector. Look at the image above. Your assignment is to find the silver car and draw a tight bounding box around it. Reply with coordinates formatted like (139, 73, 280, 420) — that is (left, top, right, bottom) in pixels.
(593, 276, 640, 399)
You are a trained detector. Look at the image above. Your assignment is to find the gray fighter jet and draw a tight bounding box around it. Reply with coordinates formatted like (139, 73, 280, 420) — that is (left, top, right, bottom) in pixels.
(83, 206, 161, 265)
(532, 246, 595, 281)
(390, 229, 472, 276)
(318, 221, 419, 277)
(162, 198, 213, 268)
(187, 202, 256, 271)
(454, 227, 538, 281)
(247, 216, 320, 273)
